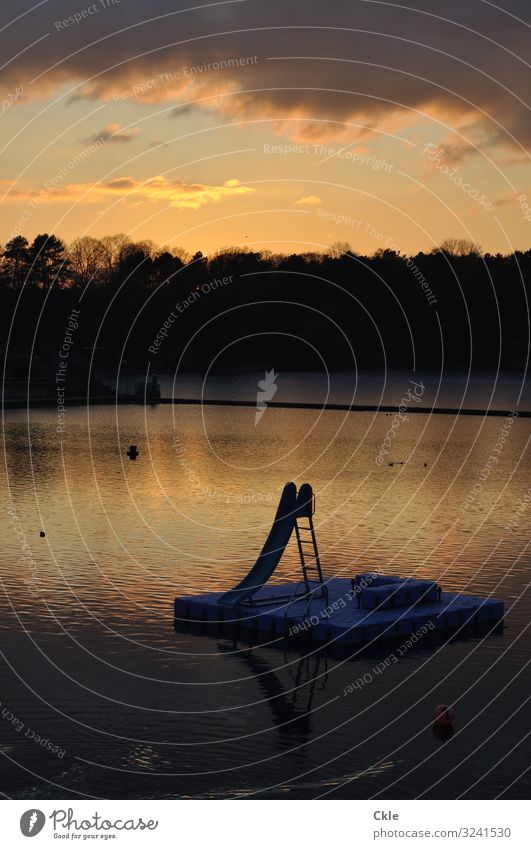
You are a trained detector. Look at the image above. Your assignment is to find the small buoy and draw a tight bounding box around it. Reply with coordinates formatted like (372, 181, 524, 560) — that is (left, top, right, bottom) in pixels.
(433, 704, 454, 726)
(127, 444, 139, 460)
(433, 723, 454, 742)
(39, 531, 45, 538)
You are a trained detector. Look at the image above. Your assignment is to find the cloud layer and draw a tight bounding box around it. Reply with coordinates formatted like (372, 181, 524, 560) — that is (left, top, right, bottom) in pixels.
(1, 0, 530, 147)
(1, 175, 254, 209)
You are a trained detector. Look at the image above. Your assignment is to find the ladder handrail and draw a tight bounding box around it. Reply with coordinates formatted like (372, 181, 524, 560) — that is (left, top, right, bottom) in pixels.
(283, 580, 329, 627)
(294, 511, 324, 586)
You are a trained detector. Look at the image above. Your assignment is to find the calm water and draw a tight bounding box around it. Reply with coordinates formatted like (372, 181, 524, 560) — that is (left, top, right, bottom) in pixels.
(1, 372, 529, 799)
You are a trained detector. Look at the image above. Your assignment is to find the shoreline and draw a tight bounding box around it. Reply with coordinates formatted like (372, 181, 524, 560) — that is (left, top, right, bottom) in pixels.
(2, 396, 529, 417)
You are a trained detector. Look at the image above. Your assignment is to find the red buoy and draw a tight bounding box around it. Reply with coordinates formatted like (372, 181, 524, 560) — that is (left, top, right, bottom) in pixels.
(433, 704, 454, 726)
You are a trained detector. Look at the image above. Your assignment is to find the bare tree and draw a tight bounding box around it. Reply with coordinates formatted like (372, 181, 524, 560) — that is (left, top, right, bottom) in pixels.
(437, 238, 482, 257)
(99, 233, 132, 284)
(68, 237, 107, 288)
(328, 240, 354, 257)
(171, 245, 191, 265)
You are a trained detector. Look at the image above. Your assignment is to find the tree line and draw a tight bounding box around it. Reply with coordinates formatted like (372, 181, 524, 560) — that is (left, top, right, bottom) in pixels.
(1, 233, 529, 375)
(0, 233, 196, 291)
(1, 232, 528, 291)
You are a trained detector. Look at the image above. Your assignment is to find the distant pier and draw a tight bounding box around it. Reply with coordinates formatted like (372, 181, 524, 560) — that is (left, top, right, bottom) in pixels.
(4, 395, 529, 417)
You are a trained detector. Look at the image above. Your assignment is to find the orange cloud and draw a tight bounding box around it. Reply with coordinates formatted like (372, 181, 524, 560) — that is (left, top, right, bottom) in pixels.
(294, 195, 322, 206)
(1, 177, 255, 210)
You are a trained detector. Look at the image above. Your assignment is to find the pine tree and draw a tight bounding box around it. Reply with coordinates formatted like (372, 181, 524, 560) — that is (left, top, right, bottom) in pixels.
(28, 234, 69, 288)
(3, 235, 30, 289)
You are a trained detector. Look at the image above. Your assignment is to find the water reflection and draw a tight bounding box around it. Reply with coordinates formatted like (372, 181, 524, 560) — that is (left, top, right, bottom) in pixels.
(1, 395, 529, 799)
(219, 642, 329, 741)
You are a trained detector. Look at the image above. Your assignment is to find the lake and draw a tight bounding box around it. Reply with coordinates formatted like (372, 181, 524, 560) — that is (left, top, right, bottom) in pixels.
(1, 371, 529, 798)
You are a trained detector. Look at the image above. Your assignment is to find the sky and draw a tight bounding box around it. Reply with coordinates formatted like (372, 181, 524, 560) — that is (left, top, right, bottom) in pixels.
(0, 0, 530, 256)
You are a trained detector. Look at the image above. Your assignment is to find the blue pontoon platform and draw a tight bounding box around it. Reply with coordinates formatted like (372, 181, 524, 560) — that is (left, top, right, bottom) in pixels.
(174, 483, 504, 648)
(174, 575, 504, 648)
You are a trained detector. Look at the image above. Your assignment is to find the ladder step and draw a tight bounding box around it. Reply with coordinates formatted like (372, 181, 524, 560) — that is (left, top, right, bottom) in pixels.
(295, 515, 323, 585)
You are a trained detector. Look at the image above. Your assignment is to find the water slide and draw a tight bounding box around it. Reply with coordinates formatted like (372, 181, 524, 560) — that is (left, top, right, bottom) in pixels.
(218, 482, 304, 607)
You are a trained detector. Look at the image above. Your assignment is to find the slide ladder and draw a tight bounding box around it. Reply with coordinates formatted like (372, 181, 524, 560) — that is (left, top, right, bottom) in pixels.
(283, 483, 328, 621)
(218, 482, 326, 608)
(294, 509, 324, 589)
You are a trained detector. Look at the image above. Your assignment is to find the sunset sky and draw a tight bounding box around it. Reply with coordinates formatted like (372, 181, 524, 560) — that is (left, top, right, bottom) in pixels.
(1, 0, 530, 256)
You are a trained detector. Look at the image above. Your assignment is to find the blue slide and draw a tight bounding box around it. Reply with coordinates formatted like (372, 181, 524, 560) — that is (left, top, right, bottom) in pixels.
(218, 482, 300, 607)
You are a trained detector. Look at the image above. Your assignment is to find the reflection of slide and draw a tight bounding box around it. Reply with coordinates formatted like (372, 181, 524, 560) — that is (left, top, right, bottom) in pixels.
(218, 482, 298, 607)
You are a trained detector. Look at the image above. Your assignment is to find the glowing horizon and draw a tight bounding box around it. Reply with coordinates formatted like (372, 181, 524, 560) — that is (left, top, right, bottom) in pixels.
(1, 1, 530, 257)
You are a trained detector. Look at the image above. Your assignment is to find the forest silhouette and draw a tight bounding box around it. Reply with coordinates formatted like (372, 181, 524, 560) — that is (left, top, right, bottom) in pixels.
(2, 233, 529, 397)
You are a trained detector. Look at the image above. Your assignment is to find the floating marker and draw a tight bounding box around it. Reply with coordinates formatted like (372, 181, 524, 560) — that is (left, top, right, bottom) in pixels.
(433, 723, 454, 742)
(127, 445, 139, 460)
(433, 704, 455, 726)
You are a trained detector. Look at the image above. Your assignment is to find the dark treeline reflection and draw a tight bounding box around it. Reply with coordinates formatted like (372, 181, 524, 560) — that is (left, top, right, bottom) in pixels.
(2, 234, 529, 383)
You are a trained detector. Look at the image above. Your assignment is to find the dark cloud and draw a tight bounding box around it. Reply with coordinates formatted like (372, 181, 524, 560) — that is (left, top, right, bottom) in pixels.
(84, 122, 139, 143)
(1, 1, 530, 145)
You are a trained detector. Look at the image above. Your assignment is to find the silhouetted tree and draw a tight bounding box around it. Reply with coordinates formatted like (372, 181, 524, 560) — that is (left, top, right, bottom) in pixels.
(328, 240, 355, 257)
(28, 234, 69, 288)
(3, 235, 30, 289)
(99, 233, 132, 285)
(0, 230, 528, 376)
(115, 243, 153, 289)
(437, 238, 482, 257)
(152, 250, 182, 287)
(68, 236, 106, 289)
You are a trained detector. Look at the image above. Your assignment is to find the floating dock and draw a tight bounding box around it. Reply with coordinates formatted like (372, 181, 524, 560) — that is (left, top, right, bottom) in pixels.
(174, 574, 504, 648)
